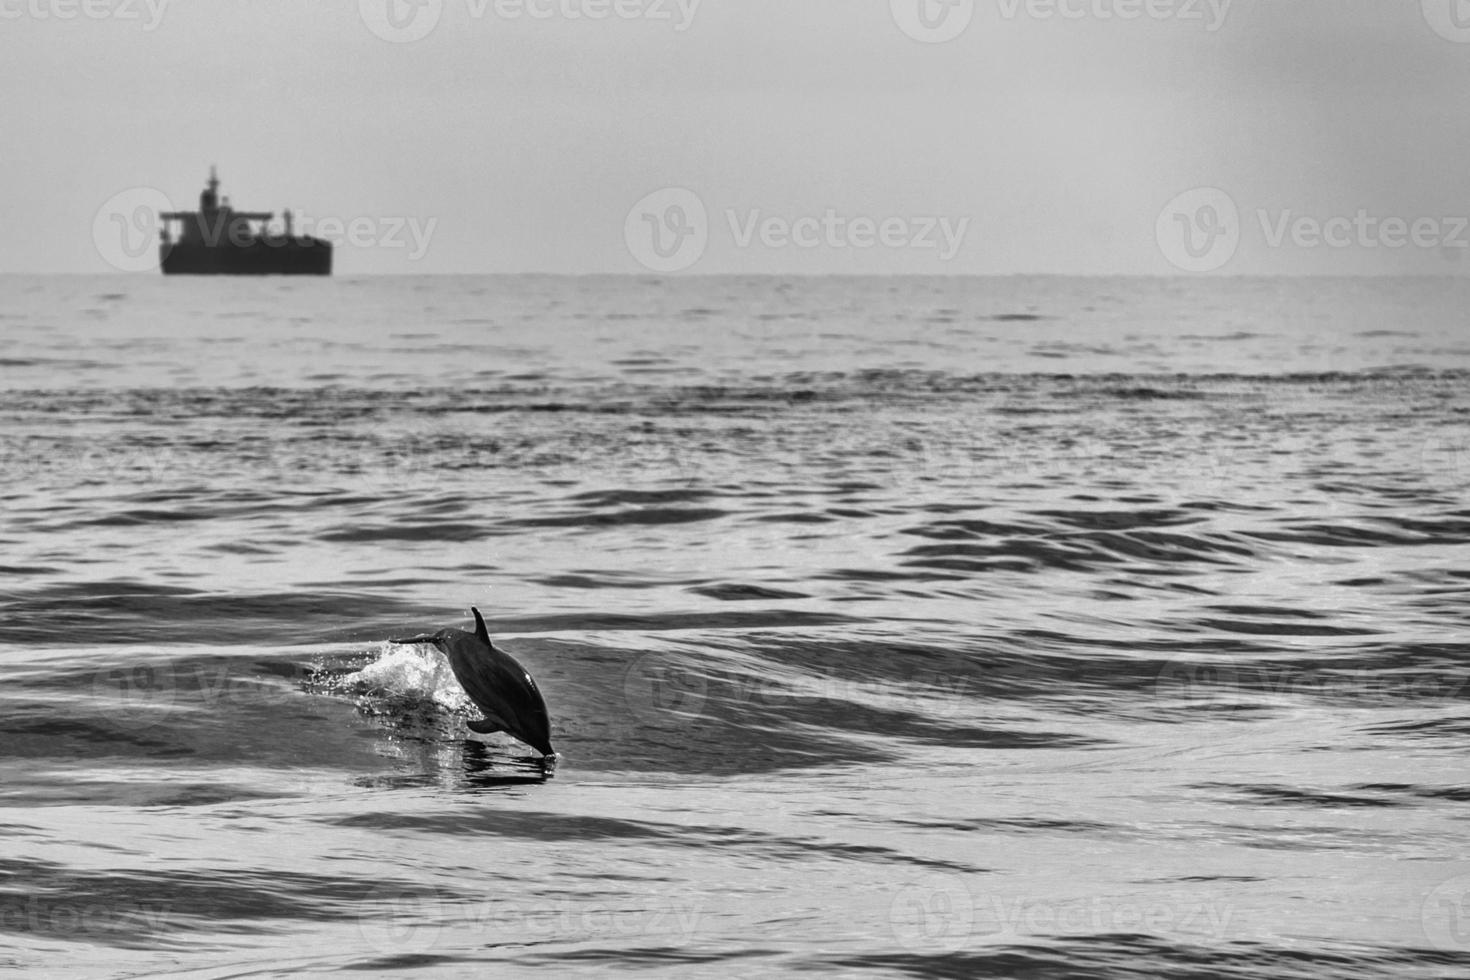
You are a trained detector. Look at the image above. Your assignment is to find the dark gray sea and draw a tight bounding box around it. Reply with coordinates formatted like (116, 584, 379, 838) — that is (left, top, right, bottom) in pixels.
(1, 274, 1468, 978)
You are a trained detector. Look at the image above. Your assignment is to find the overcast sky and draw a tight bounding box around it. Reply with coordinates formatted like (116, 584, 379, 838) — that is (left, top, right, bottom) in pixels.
(3, 0, 1468, 274)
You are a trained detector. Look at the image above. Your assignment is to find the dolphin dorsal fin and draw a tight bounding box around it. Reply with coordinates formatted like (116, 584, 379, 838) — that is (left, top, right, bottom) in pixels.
(471, 607, 492, 646)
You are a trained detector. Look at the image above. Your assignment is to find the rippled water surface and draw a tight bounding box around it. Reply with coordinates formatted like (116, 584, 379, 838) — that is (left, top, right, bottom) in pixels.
(1, 275, 1468, 978)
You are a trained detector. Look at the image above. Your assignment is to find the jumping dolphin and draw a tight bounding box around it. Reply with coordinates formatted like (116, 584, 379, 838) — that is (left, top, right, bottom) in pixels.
(390, 607, 555, 757)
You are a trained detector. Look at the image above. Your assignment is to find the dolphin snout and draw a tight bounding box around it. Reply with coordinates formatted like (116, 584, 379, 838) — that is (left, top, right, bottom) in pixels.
(389, 635, 440, 645)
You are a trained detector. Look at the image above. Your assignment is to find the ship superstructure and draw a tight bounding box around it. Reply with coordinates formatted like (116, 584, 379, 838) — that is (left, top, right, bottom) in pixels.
(159, 168, 332, 275)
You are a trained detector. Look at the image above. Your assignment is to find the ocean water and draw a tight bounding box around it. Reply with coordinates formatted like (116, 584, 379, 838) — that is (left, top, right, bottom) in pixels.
(1, 274, 1468, 978)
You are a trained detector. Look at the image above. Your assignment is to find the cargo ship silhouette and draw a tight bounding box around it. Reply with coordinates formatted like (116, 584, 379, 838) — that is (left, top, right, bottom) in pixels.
(159, 168, 332, 275)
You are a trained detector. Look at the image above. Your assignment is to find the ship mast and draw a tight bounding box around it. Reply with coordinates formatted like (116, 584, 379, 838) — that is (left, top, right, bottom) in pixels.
(201, 165, 220, 211)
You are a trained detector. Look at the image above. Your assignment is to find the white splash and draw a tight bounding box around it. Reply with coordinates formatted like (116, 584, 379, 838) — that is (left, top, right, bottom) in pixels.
(342, 642, 471, 713)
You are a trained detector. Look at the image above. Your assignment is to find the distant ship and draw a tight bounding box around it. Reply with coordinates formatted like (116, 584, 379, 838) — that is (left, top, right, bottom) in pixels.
(159, 168, 332, 275)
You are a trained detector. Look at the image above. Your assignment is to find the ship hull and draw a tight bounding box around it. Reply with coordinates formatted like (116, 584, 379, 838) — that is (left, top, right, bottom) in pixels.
(160, 237, 333, 276)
